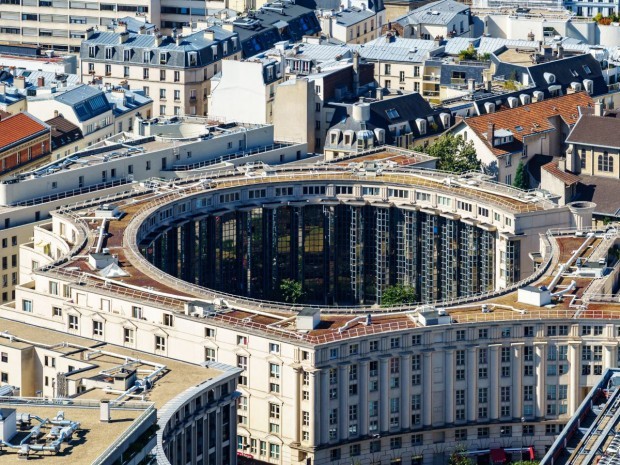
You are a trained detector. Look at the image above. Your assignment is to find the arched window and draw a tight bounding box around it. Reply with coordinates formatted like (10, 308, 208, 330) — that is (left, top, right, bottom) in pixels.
(598, 151, 613, 172)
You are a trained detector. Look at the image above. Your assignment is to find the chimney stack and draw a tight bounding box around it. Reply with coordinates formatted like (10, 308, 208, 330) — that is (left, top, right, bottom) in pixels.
(14, 76, 26, 90)
(0, 83, 5, 95)
(594, 100, 603, 117)
(557, 45, 564, 59)
(353, 51, 360, 95)
(487, 122, 495, 145)
(467, 78, 475, 92)
(558, 158, 566, 172)
(37, 76, 45, 87)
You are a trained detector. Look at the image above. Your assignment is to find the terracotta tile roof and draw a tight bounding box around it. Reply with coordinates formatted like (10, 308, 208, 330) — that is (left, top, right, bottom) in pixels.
(462, 92, 594, 158)
(542, 161, 580, 186)
(565, 114, 620, 149)
(45, 115, 81, 138)
(0, 112, 49, 151)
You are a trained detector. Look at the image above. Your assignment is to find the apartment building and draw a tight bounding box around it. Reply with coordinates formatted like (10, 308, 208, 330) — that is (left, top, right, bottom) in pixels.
(0, 318, 240, 465)
(27, 84, 152, 148)
(566, 107, 620, 180)
(318, 7, 386, 44)
(2, 163, 605, 465)
(385, 0, 473, 40)
(0, 112, 51, 175)
(450, 92, 593, 185)
(80, 26, 242, 117)
(0, 1, 160, 53)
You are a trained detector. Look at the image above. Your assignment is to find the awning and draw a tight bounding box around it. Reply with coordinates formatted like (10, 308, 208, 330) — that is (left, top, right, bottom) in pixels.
(490, 449, 507, 464)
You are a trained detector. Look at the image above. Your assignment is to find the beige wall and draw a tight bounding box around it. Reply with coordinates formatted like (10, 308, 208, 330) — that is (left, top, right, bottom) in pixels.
(573, 143, 620, 179)
(273, 79, 315, 152)
(81, 54, 241, 116)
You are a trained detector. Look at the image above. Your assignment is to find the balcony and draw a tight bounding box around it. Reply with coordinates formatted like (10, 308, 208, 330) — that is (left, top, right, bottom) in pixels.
(423, 75, 440, 82)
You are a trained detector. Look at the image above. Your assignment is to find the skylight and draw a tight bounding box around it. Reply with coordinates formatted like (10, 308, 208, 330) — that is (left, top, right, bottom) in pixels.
(583, 65, 592, 75)
(515, 125, 523, 132)
(386, 108, 400, 120)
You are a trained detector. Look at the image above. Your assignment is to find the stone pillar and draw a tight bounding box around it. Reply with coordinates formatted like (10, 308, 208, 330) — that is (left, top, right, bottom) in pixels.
(512, 343, 523, 419)
(292, 367, 301, 444)
(320, 369, 330, 444)
(535, 343, 547, 419)
(489, 345, 500, 421)
(604, 344, 616, 369)
(380, 356, 390, 432)
(568, 342, 581, 414)
(359, 360, 369, 436)
(401, 354, 412, 430)
(467, 346, 478, 422)
(423, 351, 433, 427)
(338, 364, 349, 441)
(445, 348, 455, 425)
(310, 370, 321, 447)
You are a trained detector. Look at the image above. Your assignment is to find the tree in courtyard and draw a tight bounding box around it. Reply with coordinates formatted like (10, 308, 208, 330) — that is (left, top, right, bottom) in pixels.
(513, 160, 530, 190)
(279, 279, 304, 304)
(381, 284, 417, 307)
(421, 133, 481, 173)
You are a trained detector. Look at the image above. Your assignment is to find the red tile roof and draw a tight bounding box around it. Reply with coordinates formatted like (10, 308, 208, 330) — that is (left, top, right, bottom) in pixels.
(462, 92, 594, 158)
(0, 112, 49, 151)
(542, 161, 581, 186)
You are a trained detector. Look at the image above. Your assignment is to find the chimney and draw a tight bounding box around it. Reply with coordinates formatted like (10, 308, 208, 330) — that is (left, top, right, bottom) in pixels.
(176, 34, 183, 46)
(14, 76, 26, 90)
(0, 83, 5, 95)
(376, 87, 383, 100)
(594, 100, 603, 117)
(204, 29, 215, 41)
(85, 27, 95, 40)
(558, 158, 566, 172)
(467, 78, 475, 92)
(154, 33, 163, 47)
(487, 122, 495, 145)
(557, 45, 564, 59)
(527, 30, 535, 41)
(139, 25, 146, 34)
(37, 76, 45, 87)
(119, 31, 129, 44)
(353, 51, 360, 95)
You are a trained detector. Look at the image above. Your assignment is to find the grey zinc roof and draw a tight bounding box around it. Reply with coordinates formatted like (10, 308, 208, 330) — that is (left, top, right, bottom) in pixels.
(106, 90, 152, 117)
(332, 8, 375, 27)
(476, 37, 538, 55)
(444, 37, 477, 55)
(81, 27, 238, 69)
(55, 85, 112, 122)
(353, 38, 437, 63)
(395, 0, 469, 26)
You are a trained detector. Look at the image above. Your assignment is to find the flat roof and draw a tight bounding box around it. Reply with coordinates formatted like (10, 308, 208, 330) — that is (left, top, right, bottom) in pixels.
(0, 402, 144, 465)
(0, 317, 222, 409)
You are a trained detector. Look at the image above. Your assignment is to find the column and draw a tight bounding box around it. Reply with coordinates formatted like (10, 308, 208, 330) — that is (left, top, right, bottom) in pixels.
(292, 367, 301, 444)
(320, 369, 330, 444)
(512, 343, 523, 420)
(604, 344, 616, 369)
(423, 351, 433, 427)
(380, 356, 389, 432)
(338, 364, 349, 441)
(445, 348, 455, 425)
(310, 370, 321, 447)
(489, 345, 500, 421)
(466, 346, 478, 423)
(359, 360, 369, 436)
(401, 354, 412, 430)
(535, 343, 547, 419)
(568, 342, 581, 414)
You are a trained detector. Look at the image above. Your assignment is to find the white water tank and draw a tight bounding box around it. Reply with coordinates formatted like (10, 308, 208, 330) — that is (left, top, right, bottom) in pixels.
(0, 408, 16, 442)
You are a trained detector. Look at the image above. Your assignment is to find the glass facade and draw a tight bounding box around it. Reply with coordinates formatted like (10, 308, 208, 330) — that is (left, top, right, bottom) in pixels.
(143, 205, 498, 306)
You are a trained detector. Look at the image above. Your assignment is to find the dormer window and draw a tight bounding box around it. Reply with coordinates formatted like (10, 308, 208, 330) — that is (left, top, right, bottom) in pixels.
(143, 51, 150, 63)
(105, 47, 113, 59)
(88, 46, 96, 58)
(159, 52, 167, 65)
(123, 49, 131, 61)
(223, 41, 228, 55)
(188, 52, 197, 67)
(211, 45, 218, 60)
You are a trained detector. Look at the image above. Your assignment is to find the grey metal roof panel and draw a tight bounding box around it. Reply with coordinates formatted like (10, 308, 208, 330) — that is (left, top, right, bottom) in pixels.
(332, 8, 375, 26)
(394, 0, 469, 26)
(477, 37, 538, 55)
(55, 85, 112, 122)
